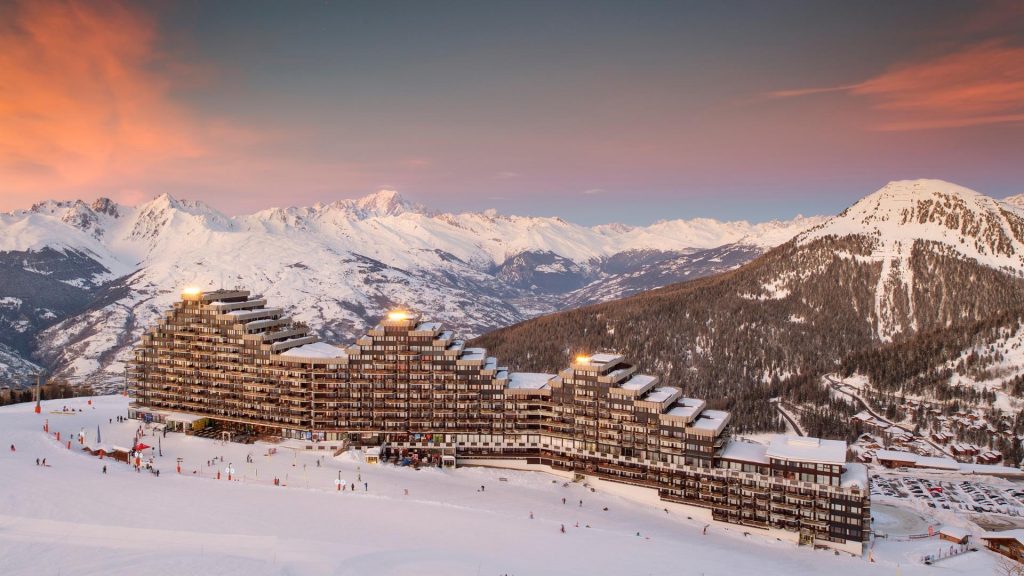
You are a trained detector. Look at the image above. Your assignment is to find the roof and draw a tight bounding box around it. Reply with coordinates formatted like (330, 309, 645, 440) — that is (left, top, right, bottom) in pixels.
(720, 441, 768, 464)
(641, 386, 679, 403)
(414, 322, 442, 332)
(619, 374, 655, 390)
(691, 410, 730, 434)
(460, 347, 486, 361)
(766, 435, 847, 465)
(981, 529, 1024, 545)
(507, 372, 554, 390)
(875, 449, 959, 470)
(590, 353, 621, 364)
(279, 342, 347, 359)
(939, 526, 970, 540)
(666, 401, 704, 420)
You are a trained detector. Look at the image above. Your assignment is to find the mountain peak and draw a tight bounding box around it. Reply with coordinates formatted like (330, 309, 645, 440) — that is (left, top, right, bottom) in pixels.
(353, 189, 417, 216)
(800, 178, 1024, 275)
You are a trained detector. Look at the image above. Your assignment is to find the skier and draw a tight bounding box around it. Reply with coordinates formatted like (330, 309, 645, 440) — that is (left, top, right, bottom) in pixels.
(578, 499, 582, 507)
(562, 497, 566, 505)
(42, 458, 46, 466)
(481, 485, 485, 492)
(102, 465, 107, 474)
(703, 524, 708, 535)
(35, 458, 39, 466)
(561, 524, 566, 534)
(9, 444, 14, 452)
(529, 511, 534, 519)
(364, 482, 368, 491)
(404, 488, 409, 496)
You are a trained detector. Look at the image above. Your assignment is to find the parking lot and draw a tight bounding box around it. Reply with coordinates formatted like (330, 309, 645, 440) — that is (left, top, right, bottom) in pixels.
(871, 474, 1024, 517)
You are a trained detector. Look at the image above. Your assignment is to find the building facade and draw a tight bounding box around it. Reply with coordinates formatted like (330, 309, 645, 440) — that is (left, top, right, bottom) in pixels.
(129, 288, 871, 553)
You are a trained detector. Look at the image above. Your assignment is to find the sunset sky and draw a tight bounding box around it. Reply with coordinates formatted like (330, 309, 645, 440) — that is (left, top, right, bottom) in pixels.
(1, 0, 1023, 224)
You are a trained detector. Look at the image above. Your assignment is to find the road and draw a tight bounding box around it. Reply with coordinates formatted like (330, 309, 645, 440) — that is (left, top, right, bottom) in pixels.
(824, 374, 951, 457)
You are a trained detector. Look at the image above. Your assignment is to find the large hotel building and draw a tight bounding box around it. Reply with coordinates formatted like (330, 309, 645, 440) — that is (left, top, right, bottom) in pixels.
(129, 288, 871, 554)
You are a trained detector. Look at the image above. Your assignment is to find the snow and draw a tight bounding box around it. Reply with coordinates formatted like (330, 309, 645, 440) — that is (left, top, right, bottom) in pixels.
(720, 441, 768, 464)
(459, 347, 486, 361)
(507, 372, 555, 389)
(641, 386, 679, 403)
(691, 410, 730, 434)
(766, 435, 847, 465)
(0, 396, 1007, 576)
(840, 463, 868, 491)
(588, 353, 622, 365)
(279, 342, 348, 359)
(619, 374, 656, 390)
(0, 189, 822, 384)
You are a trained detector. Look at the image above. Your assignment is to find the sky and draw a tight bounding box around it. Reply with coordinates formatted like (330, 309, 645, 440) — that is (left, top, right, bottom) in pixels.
(0, 0, 1023, 225)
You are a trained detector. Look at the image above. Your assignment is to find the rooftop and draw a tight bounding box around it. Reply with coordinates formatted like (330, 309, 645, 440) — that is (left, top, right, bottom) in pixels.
(720, 440, 768, 464)
(619, 374, 656, 390)
(766, 435, 847, 465)
(279, 342, 347, 359)
(507, 372, 555, 390)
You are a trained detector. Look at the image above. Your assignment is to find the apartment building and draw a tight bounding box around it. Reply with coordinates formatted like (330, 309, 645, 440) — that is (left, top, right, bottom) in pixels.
(129, 288, 870, 553)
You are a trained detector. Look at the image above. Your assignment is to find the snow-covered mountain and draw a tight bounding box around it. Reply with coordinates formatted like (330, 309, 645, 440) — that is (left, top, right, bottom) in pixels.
(797, 179, 1024, 340)
(474, 179, 1024, 434)
(0, 191, 821, 387)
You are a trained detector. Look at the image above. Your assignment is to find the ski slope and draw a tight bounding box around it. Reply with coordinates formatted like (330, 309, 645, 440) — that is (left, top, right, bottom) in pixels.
(0, 396, 997, 575)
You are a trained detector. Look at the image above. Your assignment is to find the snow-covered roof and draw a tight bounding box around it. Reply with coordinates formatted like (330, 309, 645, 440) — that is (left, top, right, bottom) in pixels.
(691, 410, 730, 434)
(507, 372, 555, 390)
(875, 449, 959, 470)
(619, 374, 656, 390)
(767, 435, 847, 465)
(641, 386, 678, 403)
(981, 529, 1024, 545)
(415, 322, 442, 332)
(840, 463, 868, 490)
(666, 403, 703, 420)
(279, 342, 347, 359)
(939, 526, 970, 540)
(720, 441, 768, 464)
(590, 353, 621, 364)
(460, 347, 486, 361)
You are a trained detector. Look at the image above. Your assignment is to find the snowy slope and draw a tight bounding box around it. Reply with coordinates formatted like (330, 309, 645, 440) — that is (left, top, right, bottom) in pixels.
(0, 190, 821, 387)
(0, 395, 996, 576)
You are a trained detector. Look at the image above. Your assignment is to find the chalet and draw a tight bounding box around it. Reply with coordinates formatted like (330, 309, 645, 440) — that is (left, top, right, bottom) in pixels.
(978, 451, 1003, 465)
(938, 526, 970, 545)
(930, 431, 952, 445)
(981, 530, 1024, 563)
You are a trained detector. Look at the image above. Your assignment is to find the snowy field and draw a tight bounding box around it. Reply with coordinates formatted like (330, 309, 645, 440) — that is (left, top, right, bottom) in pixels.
(0, 396, 1000, 575)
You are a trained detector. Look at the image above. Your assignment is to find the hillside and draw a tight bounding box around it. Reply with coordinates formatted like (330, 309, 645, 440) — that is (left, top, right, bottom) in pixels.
(0, 192, 818, 386)
(473, 180, 1024, 434)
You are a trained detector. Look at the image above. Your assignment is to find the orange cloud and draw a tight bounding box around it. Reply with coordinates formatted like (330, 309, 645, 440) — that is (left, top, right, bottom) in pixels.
(770, 40, 1024, 131)
(0, 0, 206, 206)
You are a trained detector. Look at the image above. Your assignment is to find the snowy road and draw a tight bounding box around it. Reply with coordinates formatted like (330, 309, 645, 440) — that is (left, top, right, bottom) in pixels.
(0, 396, 999, 575)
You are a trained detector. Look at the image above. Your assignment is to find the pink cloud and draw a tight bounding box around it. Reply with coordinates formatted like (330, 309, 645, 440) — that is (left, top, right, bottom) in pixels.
(771, 40, 1024, 131)
(0, 1, 230, 209)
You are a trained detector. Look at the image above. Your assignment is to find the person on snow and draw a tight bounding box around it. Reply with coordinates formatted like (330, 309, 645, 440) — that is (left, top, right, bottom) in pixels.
(9, 444, 14, 452)
(102, 465, 107, 474)
(561, 524, 566, 533)
(35, 458, 39, 466)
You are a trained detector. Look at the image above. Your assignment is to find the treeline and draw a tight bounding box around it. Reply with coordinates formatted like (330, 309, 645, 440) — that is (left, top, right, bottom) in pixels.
(0, 380, 95, 407)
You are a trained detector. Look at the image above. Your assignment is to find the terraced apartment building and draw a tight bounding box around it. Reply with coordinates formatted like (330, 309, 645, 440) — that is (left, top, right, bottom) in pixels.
(129, 288, 871, 554)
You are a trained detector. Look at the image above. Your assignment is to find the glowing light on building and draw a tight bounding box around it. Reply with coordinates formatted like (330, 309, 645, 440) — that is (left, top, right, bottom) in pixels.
(387, 310, 410, 321)
(182, 286, 202, 297)
(575, 355, 591, 365)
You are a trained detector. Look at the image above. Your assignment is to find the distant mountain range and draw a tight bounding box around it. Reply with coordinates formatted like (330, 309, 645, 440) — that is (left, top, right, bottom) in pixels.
(0, 190, 821, 387)
(473, 180, 1024, 433)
